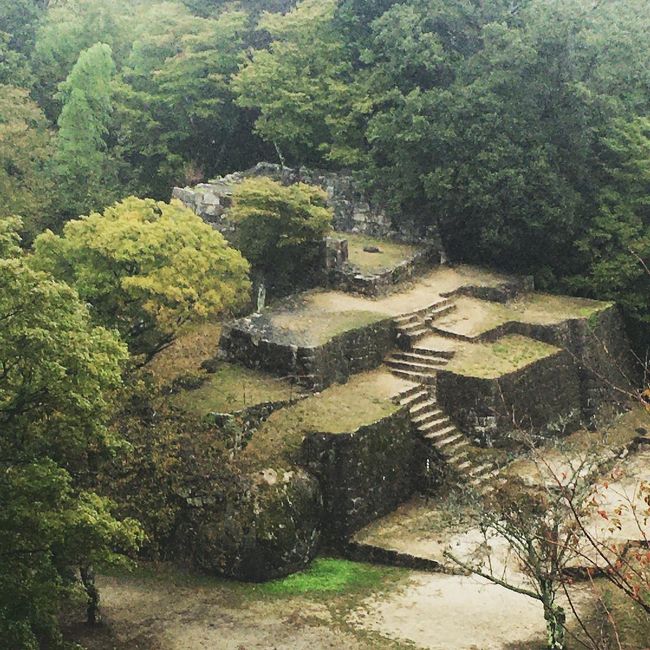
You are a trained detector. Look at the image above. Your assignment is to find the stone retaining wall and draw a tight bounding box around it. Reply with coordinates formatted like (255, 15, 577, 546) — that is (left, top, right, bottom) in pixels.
(208, 398, 302, 452)
(300, 408, 415, 541)
(436, 349, 582, 447)
(219, 318, 396, 391)
(329, 245, 441, 296)
(173, 162, 405, 238)
(471, 305, 638, 427)
(443, 276, 535, 303)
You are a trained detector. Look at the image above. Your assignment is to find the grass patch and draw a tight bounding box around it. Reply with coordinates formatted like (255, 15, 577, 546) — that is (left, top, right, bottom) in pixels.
(514, 292, 610, 322)
(260, 557, 390, 596)
(447, 335, 560, 378)
(345, 233, 421, 274)
(271, 307, 389, 345)
(147, 321, 221, 386)
(171, 361, 296, 415)
(241, 370, 403, 468)
(576, 578, 650, 649)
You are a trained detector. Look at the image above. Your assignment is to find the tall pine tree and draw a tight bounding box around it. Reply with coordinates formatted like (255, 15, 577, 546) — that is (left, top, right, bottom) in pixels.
(50, 42, 118, 227)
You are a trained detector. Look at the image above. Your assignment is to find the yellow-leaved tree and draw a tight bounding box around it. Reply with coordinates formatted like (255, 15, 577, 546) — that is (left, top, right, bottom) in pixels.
(31, 197, 251, 363)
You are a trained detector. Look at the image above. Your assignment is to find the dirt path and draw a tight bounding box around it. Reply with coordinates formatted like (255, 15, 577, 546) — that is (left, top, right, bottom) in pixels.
(66, 566, 552, 650)
(350, 572, 547, 650)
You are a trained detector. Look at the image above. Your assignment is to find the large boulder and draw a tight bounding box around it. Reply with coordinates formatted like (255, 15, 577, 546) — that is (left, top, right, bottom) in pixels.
(192, 467, 323, 581)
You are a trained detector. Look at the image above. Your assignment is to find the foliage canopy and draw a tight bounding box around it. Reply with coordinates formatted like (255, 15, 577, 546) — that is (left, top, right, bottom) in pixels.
(0, 229, 142, 648)
(229, 177, 332, 291)
(32, 197, 251, 362)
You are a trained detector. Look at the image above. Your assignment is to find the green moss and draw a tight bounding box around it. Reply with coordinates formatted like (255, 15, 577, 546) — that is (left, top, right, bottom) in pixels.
(171, 361, 295, 415)
(259, 557, 392, 595)
(345, 233, 421, 274)
(447, 335, 560, 378)
(241, 370, 402, 468)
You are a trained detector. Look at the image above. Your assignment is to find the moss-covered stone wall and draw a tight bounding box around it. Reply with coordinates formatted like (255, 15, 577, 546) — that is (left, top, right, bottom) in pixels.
(329, 245, 441, 296)
(469, 306, 638, 427)
(436, 349, 582, 446)
(220, 318, 396, 391)
(300, 408, 415, 541)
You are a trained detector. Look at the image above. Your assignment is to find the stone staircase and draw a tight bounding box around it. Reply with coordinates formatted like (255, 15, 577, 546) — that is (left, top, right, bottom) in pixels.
(394, 298, 456, 349)
(396, 385, 500, 494)
(385, 348, 451, 384)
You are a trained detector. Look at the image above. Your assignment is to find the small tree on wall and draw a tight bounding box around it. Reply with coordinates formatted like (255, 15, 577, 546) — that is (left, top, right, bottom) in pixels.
(229, 177, 333, 297)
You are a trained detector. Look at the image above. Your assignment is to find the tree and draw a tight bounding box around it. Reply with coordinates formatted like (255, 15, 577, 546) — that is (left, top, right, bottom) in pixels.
(0, 0, 46, 55)
(0, 216, 22, 258)
(571, 117, 650, 353)
(0, 32, 33, 87)
(0, 225, 142, 647)
(0, 85, 53, 238)
(233, 0, 366, 166)
(182, 0, 297, 18)
(447, 428, 650, 650)
(30, 0, 136, 119)
(229, 177, 332, 294)
(31, 196, 251, 362)
(49, 42, 118, 226)
(114, 6, 268, 198)
(446, 478, 585, 650)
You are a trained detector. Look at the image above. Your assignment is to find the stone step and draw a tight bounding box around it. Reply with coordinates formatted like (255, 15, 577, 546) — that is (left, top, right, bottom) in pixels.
(396, 384, 424, 401)
(424, 304, 457, 324)
(429, 326, 474, 342)
(397, 320, 426, 334)
(434, 432, 465, 449)
(413, 411, 446, 427)
(405, 328, 430, 340)
(444, 439, 471, 457)
(415, 415, 450, 433)
(420, 419, 454, 435)
(455, 460, 472, 471)
(392, 351, 450, 366)
(447, 449, 468, 464)
(399, 390, 429, 408)
(411, 347, 456, 359)
(394, 313, 419, 326)
(409, 400, 439, 417)
(469, 463, 494, 478)
(395, 299, 452, 323)
(386, 359, 439, 374)
(390, 369, 437, 385)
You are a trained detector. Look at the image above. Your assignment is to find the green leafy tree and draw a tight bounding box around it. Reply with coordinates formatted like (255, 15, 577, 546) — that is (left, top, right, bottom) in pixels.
(229, 177, 332, 292)
(182, 0, 296, 18)
(0, 216, 22, 258)
(50, 42, 118, 225)
(233, 0, 366, 166)
(0, 0, 45, 55)
(0, 85, 53, 237)
(361, 0, 650, 329)
(32, 197, 251, 362)
(31, 0, 136, 119)
(115, 6, 267, 197)
(0, 223, 142, 647)
(0, 32, 33, 87)
(571, 117, 650, 350)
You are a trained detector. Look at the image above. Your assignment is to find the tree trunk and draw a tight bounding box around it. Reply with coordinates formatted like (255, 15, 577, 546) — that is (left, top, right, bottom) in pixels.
(543, 600, 566, 650)
(80, 564, 101, 626)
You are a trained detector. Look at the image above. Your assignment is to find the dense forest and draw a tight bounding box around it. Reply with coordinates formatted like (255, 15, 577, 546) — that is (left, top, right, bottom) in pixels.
(1, 0, 648, 347)
(1, 0, 649, 647)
